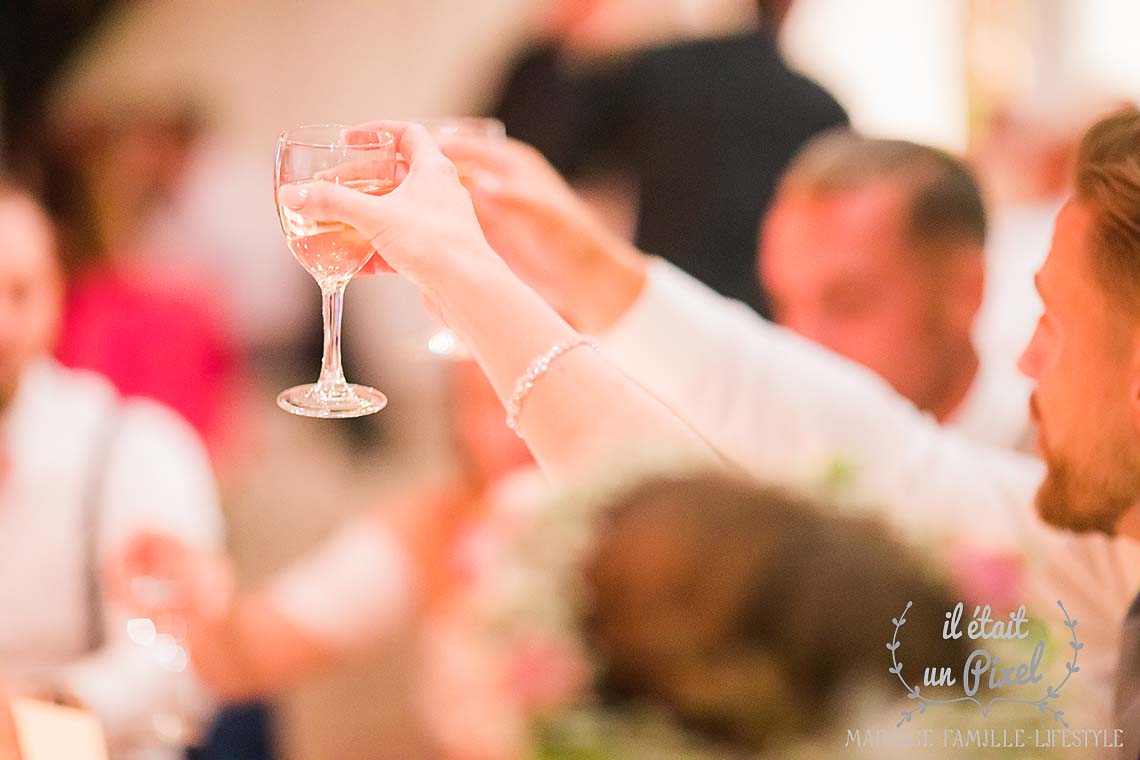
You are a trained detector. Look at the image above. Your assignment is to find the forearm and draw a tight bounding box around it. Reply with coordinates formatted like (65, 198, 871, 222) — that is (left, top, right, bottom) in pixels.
(599, 260, 1048, 543)
(436, 252, 719, 481)
(195, 516, 419, 700)
(184, 596, 336, 701)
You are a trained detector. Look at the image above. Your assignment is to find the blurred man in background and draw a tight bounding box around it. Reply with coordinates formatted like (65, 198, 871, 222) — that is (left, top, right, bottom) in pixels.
(761, 131, 1034, 452)
(108, 359, 542, 758)
(42, 102, 240, 457)
(0, 182, 224, 759)
(495, 0, 847, 314)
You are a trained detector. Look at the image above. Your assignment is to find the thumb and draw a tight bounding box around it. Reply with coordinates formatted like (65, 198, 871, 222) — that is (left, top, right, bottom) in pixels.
(278, 180, 390, 239)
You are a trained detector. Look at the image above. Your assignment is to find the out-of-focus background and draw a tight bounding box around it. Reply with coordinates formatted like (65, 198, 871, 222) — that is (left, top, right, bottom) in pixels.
(2, 1, 1138, 758)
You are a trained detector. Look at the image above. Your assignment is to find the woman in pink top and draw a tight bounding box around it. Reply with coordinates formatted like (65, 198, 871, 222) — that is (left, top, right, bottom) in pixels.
(46, 102, 238, 451)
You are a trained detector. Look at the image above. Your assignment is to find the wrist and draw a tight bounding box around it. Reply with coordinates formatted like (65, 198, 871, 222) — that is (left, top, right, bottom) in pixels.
(567, 231, 648, 333)
(432, 243, 517, 325)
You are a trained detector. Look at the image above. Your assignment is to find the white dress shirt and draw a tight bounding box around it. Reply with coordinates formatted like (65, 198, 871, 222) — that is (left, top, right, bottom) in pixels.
(601, 259, 1140, 717)
(0, 358, 224, 756)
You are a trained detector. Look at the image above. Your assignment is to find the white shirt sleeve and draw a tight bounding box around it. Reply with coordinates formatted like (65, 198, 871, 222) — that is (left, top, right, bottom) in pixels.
(602, 258, 1045, 547)
(601, 260, 1140, 711)
(51, 399, 225, 747)
(264, 517, 414, 654)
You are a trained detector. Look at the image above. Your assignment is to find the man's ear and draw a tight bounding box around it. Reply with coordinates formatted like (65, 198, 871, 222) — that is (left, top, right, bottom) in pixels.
(1129, 335, 1140, 429)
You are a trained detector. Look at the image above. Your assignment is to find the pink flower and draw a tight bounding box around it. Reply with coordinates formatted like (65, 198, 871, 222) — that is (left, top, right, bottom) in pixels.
(505, 634, 590, 714)
(946, 543, 1024, 612)
(416, 617, 527, 760)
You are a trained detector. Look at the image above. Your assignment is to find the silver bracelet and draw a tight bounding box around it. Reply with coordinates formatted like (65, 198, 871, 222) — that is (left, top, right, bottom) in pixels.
(505, 334, 599, 434)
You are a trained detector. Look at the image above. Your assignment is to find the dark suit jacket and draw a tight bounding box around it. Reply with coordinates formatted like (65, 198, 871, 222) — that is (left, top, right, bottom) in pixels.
(493, 32, 848, 315)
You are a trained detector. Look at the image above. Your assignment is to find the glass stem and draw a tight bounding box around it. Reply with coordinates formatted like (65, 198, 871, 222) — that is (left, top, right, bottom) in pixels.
(317, 281, 349, 397)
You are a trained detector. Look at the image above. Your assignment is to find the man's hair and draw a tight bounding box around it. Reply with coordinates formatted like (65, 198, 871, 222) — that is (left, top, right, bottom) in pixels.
(778, 129, 987, 255)
(1073, 105, 1140, 308)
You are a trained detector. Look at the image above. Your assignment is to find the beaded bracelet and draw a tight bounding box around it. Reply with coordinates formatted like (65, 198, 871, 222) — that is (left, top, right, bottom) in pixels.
(505, 334, 599, 434)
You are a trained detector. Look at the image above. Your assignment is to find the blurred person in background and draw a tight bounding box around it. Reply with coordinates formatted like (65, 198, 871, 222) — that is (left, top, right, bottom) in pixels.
(0, 182, 224, 759)
(117, 454, 968, 759)
(410, 471, 974, 758)
(492, 0, 662, 178)
(562, 474, 967, 757)
(110, 360, 543, 746)
(494, 0, 847, 314)
(761, 130, 1034, 452)
(40, 101, 240, 457)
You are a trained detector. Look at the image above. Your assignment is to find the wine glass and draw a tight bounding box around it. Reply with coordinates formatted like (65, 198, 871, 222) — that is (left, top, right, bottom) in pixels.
(124, 575, 199, 755)
(421, 117, 506, 360)
(275, 125, 397, 417)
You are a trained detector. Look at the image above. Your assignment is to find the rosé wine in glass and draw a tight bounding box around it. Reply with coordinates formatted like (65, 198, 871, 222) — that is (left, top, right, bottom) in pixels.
(278, 178, 395, 283)
(273, 125, 397, 418)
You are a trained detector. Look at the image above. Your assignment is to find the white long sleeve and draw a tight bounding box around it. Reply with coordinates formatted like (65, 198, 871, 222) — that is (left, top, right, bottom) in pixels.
(265, 517, 414, 654)
(55, 397, 224, 748)
(0, 360, 224, 755)
(601, 260, 1140, 714)
(603, 260, 1041, 540)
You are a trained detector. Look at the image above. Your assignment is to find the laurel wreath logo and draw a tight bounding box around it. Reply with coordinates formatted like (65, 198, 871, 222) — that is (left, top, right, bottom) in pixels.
(888, 600, 1082, 728)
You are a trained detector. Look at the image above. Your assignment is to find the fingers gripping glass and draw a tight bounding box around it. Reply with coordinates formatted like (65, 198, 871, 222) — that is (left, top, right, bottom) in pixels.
(274, 125, 395, 417)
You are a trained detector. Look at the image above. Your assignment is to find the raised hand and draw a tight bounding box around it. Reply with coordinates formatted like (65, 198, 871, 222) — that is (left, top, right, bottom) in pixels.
(436, 134, 647, 332)
(277, 121, 503, 310)
(279, 120, 717, 481)
(106, 532, 235, 629)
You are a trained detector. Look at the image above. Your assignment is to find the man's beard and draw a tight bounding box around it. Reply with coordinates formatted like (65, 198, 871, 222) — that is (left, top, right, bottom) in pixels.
(1036, 459, 1128, 534)
(1030, 391, 1135, 535)
(1035, 430, 1140, 535)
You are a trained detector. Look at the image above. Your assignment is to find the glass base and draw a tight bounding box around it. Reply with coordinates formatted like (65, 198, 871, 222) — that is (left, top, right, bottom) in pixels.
(277, 383, 387, 418)
(427, 327, 472, 360)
